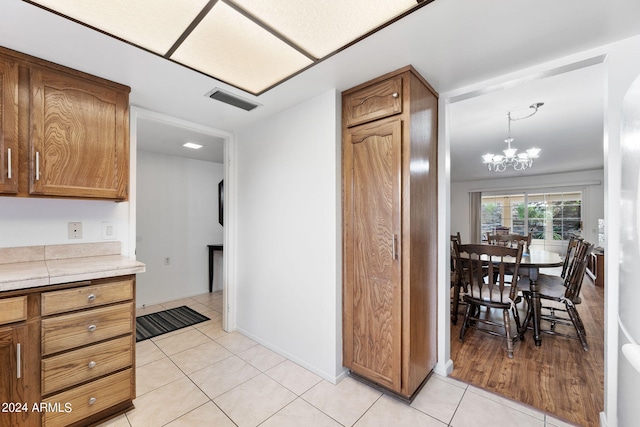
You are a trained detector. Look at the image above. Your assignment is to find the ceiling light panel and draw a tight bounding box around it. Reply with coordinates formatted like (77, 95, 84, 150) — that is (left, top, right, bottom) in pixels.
(28, 0, 208, 55)
(171, 2, 313, 94)
(231, 0, 419, 58)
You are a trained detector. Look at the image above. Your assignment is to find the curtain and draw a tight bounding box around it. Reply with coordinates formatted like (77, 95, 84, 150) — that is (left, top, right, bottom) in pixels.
(469, 192, 482, 243)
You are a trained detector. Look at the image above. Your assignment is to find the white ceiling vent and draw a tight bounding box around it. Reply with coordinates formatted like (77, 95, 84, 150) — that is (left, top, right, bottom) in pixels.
(205, 88, 260, 111)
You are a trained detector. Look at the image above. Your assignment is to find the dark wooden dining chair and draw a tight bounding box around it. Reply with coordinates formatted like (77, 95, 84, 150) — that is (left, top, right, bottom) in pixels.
(457, 242, 524, 358)
(560, 235, 583, 279)
(522, 239, 594, 351)
(450, 232, 463, 324)
(486, 232, 531, 281)
(486, 232, 532, 252)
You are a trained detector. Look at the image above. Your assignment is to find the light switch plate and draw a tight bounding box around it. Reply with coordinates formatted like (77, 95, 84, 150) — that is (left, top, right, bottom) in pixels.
(68, 222, 82, 239)
(102, 222, 117, 240)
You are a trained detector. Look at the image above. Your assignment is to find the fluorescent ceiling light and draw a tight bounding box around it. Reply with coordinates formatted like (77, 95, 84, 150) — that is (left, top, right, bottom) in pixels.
(29, 0, 208, 55)
(232, 0, 419, 58)
(171, 2, 312, 94)
(25, 0, 433, 95)
(183, 142, 203, 149)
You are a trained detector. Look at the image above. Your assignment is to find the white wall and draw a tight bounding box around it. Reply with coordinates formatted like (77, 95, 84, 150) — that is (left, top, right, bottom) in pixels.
(234, 89, 344, 382)
(0, 197, 131, 254)
(450, 169, 605, 250)
(135, 150, 224, 306)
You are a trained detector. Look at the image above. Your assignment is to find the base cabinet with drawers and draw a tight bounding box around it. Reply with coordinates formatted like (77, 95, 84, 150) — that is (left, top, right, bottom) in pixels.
(0, 275, 136, 427)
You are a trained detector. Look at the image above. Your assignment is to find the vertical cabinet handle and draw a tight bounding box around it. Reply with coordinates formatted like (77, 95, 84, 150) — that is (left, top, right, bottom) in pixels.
(35, 151, 40, 181)
(16, 343, 21, 379)
(392, 234, 398, 260)
(7, 148, 11, 179)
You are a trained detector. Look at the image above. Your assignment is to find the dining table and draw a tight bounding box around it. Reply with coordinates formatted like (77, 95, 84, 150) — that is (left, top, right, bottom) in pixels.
(457, 247, 564, 346)
(500, 248, 564, 346)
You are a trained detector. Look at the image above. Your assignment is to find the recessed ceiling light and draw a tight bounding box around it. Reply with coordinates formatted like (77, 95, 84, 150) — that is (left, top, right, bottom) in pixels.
(183, 142, 203, 149)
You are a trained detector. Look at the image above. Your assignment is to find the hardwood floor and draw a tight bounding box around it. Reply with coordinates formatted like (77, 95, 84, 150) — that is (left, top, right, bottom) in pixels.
(450, 271, 604, 427)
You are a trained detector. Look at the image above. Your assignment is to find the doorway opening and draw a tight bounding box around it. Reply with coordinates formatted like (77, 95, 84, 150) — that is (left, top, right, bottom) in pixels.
(445, 58, 606, 426)
(130, 107, 234, 331)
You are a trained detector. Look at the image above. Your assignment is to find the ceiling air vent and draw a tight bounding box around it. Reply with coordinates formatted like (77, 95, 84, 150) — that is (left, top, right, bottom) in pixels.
(205, 88, 260, 111)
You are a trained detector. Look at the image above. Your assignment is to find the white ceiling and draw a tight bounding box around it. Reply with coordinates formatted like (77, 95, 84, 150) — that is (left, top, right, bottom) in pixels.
(449, 61, 606, 182)
(2, 0, 640, 176)
(137, 117, 225, 163)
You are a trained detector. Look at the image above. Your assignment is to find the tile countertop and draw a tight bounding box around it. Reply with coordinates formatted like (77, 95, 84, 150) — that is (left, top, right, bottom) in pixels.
(0, 242, 146, 292)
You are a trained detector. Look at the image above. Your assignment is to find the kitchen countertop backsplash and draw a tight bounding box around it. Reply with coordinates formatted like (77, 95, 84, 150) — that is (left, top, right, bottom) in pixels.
(0, 242, 145, 292)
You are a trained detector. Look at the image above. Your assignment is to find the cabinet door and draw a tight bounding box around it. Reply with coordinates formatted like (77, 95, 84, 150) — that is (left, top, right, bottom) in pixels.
(0, 325, 33, 427)
(29, 67, 129, 200)
(0, 56, 19, 194)
(343, 76, 402, 127)
(343, 117, 402, 391)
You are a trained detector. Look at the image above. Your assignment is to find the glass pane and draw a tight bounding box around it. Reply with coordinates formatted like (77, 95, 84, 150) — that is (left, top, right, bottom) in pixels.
(481, 191, 582, 247)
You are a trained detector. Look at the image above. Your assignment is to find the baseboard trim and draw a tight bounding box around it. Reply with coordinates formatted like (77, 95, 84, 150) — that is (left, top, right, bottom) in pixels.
(434, 359, 454, 376)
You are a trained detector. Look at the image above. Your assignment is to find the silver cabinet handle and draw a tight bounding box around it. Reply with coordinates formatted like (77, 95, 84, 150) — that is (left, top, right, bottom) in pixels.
(392, 234, 398, 260)
(16, 343, 21, 379)
(35, 151, 40, 181)
(88, 361, 97, 369)
(88, 324, 97, 332)
(392, 92, 399, 98)
(7, 148, 11, 179)
(88, 397, 97, 406)
(87, 294, 97, 302)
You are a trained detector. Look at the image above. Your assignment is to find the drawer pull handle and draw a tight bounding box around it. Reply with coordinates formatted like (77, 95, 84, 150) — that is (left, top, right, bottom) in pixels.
(88, 361, 97, 369)
(392, 92, 399, 98)
(16, 343, 21, 379)
(88, 397, 97, 406)
(87, 294, 97, 302)
(88, 324, 97, 332)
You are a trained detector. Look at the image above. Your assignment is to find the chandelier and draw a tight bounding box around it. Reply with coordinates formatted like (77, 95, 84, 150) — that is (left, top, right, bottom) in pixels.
(482, 102, 543, 172)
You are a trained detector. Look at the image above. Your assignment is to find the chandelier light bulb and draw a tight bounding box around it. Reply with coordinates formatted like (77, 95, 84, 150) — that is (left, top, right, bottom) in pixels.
(526, 148, 541, 158)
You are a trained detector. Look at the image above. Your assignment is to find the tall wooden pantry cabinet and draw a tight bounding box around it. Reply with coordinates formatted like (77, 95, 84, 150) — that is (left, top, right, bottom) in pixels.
(342, 66, 438, 400)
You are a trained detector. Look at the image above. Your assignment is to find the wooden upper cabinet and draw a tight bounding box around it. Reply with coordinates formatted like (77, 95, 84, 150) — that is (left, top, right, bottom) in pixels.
(0, 56, 19, 194)
(29, 67, 129, 200)
(343, 76, 402, 127)
(0, 46, 130, 201)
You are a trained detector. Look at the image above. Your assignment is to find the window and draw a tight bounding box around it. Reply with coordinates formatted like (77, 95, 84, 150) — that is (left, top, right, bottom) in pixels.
(481, 191, 582, 245)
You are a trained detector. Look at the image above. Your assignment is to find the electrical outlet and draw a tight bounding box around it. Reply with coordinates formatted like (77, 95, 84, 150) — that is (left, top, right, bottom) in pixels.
(68, 222, 82, 239)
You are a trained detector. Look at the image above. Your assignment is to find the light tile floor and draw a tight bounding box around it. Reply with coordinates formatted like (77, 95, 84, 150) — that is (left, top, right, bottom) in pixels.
(98, 292, 579, 427)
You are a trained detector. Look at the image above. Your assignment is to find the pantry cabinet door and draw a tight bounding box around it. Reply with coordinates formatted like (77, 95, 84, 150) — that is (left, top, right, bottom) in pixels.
(343, 117, 402, 391)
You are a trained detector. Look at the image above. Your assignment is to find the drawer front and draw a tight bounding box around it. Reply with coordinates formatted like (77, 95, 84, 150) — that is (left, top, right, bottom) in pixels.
(41, 277, 134, 315)
(344, 76, 402, 127)
(42, 335, 132, 395)
(41, 302, 133, 355)
(0, 296, 27, 325)
(42, 369, 133, 427)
